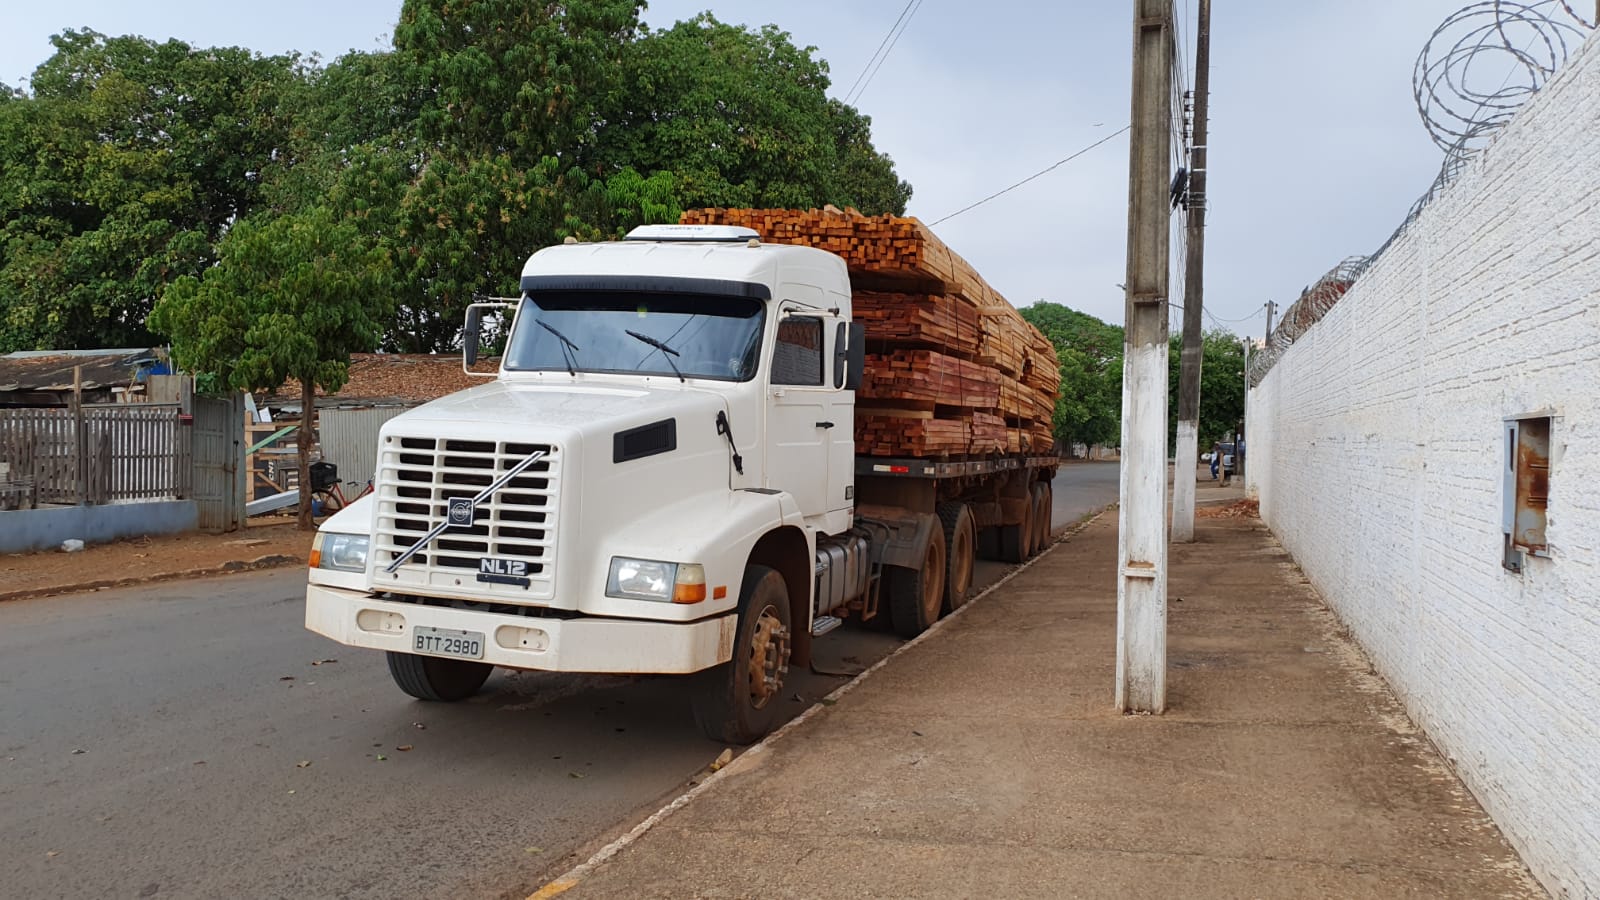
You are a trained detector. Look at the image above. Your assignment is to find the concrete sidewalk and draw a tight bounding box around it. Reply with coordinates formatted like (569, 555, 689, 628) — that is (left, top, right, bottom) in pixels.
(543, 512, 1539, 899)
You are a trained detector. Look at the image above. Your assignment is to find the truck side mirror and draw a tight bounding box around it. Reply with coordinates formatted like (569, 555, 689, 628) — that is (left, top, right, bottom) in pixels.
(464, 306, 483, 367)
(843, 322, 866, 391)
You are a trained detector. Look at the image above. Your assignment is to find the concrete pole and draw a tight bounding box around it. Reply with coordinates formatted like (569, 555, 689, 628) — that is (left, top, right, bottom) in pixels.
(1170, 0, 1212, 545)
(1116, 0, 1172, 714)
(1264, 300, 1277, 345)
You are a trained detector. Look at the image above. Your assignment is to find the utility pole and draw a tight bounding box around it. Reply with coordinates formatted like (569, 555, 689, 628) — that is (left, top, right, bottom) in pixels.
(1116, 0, 1173, 714)
(1264, 300, 1278, 345)
(1170, 0, 1212, 545)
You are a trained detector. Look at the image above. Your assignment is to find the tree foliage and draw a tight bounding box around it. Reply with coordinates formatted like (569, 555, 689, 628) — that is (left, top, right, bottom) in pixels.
(2, 4, 914, 361)
(1019, 302, 1124, 454)
(150, 207, 392, 528)
(0, 30, 302, 351)
(1168, 329, 1246, 449)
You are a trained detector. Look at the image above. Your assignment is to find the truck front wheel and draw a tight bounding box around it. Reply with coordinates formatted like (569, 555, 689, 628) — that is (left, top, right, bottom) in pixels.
(385, 652, 493, 702)
(693, 565, 792, 744)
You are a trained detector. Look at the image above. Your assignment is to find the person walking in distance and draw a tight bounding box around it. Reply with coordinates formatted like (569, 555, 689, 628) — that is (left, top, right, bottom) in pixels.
(1210, 441, 1221, 481)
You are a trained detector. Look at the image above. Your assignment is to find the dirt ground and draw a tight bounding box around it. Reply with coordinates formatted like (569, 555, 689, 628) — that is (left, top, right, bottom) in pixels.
(0, 514, 314, 600)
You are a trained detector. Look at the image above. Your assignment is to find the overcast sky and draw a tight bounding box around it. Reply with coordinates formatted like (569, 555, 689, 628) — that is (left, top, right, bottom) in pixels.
(2, 1, 1518, 333)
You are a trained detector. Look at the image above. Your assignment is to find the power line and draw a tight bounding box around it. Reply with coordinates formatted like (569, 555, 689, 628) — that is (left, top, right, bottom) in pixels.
(929, 126, 1131, 226)
(847, 0, 923, 106)
(842, 0, 915, 103)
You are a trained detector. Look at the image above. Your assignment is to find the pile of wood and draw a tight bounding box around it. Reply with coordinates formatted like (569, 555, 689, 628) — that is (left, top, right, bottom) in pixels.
(680, 207, 1060, 458)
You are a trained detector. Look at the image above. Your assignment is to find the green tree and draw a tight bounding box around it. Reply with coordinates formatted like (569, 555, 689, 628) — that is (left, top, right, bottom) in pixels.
(150, 207, 392, 529)
(597, 14, 910, 213)
(1019, 302, 1124, 454)
(0, 30, 304, 351)
(1167, 328, 1246, 449)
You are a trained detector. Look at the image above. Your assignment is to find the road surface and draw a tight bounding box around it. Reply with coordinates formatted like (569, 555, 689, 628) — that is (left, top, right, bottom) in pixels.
(0, 463, 1118, 899)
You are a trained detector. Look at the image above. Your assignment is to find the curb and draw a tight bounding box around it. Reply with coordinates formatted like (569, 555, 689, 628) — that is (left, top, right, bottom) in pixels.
(0, 554, 304, 604)
(527, 505, 1114, 899)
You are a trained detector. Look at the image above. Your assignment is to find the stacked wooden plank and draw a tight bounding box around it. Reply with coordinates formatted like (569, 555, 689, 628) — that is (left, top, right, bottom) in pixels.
(680, 207, 1060, 458)
(852, 292, 981, 358)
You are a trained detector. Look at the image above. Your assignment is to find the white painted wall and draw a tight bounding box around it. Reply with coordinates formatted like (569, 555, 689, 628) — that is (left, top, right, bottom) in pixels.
(1246, 35, 1600, 898)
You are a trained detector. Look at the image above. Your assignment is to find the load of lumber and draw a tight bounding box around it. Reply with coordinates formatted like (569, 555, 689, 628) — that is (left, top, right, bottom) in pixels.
(680, 207, 1059, 458)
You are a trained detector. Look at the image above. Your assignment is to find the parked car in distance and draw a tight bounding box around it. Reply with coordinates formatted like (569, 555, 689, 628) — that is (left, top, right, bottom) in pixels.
(1219, 442, 1236, 475)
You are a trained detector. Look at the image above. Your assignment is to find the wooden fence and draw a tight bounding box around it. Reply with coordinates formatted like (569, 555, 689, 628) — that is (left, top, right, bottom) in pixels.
(0, 405, 189, 507)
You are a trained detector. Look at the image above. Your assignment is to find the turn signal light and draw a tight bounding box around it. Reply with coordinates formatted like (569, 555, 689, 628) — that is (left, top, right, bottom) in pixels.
(673, 563, 707, 604)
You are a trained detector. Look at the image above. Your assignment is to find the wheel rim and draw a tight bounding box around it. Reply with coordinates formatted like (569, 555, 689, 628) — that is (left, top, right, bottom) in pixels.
(746, 604, 789, 710)
(923, 537, 946, 623)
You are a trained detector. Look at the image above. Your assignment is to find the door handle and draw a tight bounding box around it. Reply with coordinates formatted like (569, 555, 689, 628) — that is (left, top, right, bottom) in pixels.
(815, 421, 835, 429)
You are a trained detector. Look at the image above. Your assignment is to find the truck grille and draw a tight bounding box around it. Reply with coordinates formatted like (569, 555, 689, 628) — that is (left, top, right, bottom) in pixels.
(373, 437, 561, 601)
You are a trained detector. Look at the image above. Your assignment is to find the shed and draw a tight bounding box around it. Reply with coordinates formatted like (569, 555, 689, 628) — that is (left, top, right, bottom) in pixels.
(0, 348, 169, 408)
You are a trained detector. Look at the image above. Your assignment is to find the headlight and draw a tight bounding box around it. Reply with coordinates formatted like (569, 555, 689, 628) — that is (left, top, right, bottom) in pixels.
(606, 559, 708, 603)
(607, 558, 677, 601)
(312, 532, 370, 573)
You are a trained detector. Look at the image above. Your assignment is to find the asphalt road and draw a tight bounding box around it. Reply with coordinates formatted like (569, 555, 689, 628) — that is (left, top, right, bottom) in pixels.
(0, 462, 1119, 899)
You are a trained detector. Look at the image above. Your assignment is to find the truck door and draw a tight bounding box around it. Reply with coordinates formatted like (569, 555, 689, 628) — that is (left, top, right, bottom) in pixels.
(766, 314, 832, 519)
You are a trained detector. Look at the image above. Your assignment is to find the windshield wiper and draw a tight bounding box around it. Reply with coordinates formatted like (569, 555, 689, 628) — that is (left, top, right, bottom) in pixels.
(538, 320, 581, 376)
(625, 329, 685, 382)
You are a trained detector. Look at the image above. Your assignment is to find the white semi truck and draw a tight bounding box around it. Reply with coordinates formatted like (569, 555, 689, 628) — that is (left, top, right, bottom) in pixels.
(305, 224, 1058, 742)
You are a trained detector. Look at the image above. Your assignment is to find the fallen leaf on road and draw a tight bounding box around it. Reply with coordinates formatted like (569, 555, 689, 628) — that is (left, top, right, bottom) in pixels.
(525, 847, 543, 854)
(396, 745, 413, 752)
(279, 676, 295, 682)
(413, 723, 427, 730)
(311, 659, 338, 666)
(193, 760, 205, 766)
(376, 755, 387, 761)
(709, 749, 733, 772)
(568, 771, 586, 779)
(46, 850, 59, 858)
(912, 731, 924, 737)
(287, 790, 296, 795)
(71, 748, 86, 755)
(296, 760, 311, 768)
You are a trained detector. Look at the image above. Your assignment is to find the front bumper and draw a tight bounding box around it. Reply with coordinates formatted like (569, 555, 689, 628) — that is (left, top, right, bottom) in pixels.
(305, 584, 735, 674)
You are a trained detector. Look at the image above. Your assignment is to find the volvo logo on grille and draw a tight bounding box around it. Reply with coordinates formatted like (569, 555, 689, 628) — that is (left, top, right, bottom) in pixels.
(447, 496, 475, 527)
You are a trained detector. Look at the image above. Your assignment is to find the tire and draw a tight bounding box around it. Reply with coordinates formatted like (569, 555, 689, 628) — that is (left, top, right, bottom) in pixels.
(938, 502, 976, 613)
(887, 521, 946, 638)
(1028, 483, 1048, 557)
(1041, 483, 1055, 547)
(386, 651, 493, 702)
(976, 525, 1000, 561)
(992, 490, 1030, 560)
(693, 565, 792, 744)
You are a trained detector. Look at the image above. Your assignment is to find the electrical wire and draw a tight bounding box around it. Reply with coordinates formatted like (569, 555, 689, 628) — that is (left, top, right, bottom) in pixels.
(929, 126, 1131, 227)
(847, 0, 924, 106)
(841, 0, 916, 104)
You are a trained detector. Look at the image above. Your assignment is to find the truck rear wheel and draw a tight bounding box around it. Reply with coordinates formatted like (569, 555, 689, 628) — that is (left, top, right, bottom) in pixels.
(887, 522, 946, 638)
(385, 652, 493, 702)
(938, 502, 976, 613)
(1029, 483, 1049, 556)
(693, 565, 792, 744)
(998, 518, 1026, 564)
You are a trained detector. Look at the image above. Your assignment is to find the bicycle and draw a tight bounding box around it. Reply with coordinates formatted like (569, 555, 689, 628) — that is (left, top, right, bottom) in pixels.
(309, 461, 373, 515)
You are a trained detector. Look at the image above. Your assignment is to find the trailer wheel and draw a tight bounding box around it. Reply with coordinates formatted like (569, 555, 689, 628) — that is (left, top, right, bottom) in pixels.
(887, 522, 946, 638)
(1029, 483, 1049, 557)
(998, 519, 1026, 564)
(938, 502, 976, 613)
(385, 652, 493, 702)
(693, 565, 792, 744)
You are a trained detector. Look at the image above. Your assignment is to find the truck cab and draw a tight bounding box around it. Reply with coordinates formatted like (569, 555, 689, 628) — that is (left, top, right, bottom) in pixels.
(307, 225, 881, 742)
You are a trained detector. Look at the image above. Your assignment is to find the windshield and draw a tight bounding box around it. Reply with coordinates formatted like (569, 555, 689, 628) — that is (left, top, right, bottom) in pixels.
(503, 291, 766, 381)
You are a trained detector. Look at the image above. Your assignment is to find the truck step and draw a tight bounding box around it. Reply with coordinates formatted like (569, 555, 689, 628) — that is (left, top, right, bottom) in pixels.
(810, 615, 843, 637)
